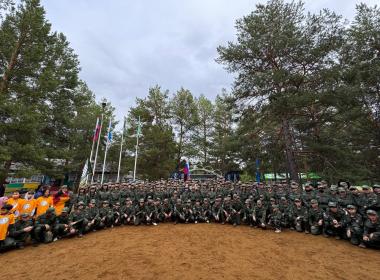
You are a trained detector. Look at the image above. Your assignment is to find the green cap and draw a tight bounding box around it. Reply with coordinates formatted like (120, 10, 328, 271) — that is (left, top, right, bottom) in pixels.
(310, 199, 318, 204)
(366, 209, 377, 215)
(346, 205, 356, 209)
(328, 202, 337, 208)
(90, 199, 96, 204)
(61, 207, 70, 213)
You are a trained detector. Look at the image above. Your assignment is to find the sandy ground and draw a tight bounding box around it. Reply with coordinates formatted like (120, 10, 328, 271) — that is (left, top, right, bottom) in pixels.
(1, 224, 380, 280)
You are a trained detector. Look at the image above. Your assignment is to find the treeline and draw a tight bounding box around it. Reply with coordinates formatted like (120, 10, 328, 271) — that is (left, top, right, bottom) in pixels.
(0, 0, 115, 184)
(216, 0, 380, 184)
(120, 0, 380, 183)
(1, 0, 379, 185)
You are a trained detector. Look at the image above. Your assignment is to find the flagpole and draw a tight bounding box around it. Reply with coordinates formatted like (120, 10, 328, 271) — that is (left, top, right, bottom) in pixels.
(91, 111, 104, 184)
(116, 117, 126, 183)
(86, 117, 99, 184)
(101, 120, 112, 185)
(133, 116, 140, 181)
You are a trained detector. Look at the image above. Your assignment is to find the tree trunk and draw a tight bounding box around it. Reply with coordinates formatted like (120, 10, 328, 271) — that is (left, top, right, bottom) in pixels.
(282, 118, 299, 182)
(0, 27, 26, 94)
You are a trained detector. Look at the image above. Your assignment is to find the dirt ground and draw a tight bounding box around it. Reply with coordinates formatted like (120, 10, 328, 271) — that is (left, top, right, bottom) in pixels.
(1, 224, 379, 280)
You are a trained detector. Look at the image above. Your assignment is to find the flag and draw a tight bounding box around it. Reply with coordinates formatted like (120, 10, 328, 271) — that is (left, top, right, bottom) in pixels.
(92, 117, 101, 142)
(102, 119, 113, 146)
(107, 119, 113, 143)
(79, 159, 91, 187)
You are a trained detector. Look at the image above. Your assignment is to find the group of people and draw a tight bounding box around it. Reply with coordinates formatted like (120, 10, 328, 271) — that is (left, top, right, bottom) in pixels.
(0, 179, 379, 252)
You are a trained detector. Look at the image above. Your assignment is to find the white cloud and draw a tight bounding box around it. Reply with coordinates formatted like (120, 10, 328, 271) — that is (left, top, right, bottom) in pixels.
(41, 0, 376, 128)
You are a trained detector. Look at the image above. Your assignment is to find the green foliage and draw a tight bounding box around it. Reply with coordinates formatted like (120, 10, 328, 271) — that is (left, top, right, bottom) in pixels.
(0, 0, 113, 183)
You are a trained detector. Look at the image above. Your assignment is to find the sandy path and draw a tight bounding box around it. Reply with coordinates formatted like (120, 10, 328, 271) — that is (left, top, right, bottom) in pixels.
(1, 224, 379, 280)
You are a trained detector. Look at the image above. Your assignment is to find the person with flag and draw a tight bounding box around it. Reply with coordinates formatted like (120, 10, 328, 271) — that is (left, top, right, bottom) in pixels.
(53, 185, 70, 216)
(181, 157, 190, 182)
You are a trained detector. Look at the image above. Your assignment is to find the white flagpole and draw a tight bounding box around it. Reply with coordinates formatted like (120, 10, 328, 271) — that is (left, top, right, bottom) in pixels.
(116, 117, 126, 183)
(91, 113, 104, 184)
(101, 119, 112, 185)
(133, 116, 140, 181)
(86, 117, 99, 184)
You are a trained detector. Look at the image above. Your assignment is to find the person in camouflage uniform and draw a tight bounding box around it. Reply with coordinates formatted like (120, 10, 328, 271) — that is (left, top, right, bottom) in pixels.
(85, 199, 101, 231)
(211, 197, 225, 224)
(99, 201, 114, 228)
(268, 204, 282, 233)
(253, 199, 267, 229)
(53, 207, 75, 239)
(133, 198, 147, 226)
(242, 199, 254, 226)
(308, 199, 324, 235)
(11, 213, 34, 248)
(363, 210, 380, 249)
(343, 205, 364, 247)
(121, 199, 134, 225)
(183, 199, 194, 224)
(34, 207, 56, 243)
(290, 198, 308, 232)
(323, 201, 345, 239)
(193, 200, 205, 223)
(69, 202, 88, 237)
(112, 202, 123, 226)
(173, 199, 186, 224)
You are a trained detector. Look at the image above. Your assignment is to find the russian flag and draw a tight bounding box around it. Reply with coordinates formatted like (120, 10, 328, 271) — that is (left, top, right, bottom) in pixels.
(93, 117, 101, 142)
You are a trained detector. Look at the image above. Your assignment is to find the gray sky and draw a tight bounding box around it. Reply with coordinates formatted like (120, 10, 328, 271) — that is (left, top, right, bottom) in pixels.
(41, 0, 378, 125)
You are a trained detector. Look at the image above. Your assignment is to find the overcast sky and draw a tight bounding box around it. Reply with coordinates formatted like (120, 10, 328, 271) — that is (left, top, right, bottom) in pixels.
(41, 0, 378, 125)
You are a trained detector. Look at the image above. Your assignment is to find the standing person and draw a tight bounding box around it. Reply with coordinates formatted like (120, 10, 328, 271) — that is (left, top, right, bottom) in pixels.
(53, 185, 70, 216)
(183, 159, 190, 182)
(19, 191, 36, 217)
(7, 191, 22, 218)
(36, 189, 53, 217)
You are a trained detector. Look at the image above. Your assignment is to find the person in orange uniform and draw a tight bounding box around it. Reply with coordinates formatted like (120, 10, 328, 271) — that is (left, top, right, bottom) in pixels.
(36, 189, 53, 217)
(7, 191, 22, 218)
(0, 204, 16, 252)
(53, 185, 70, 216)
(19, 191, 37, 217)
